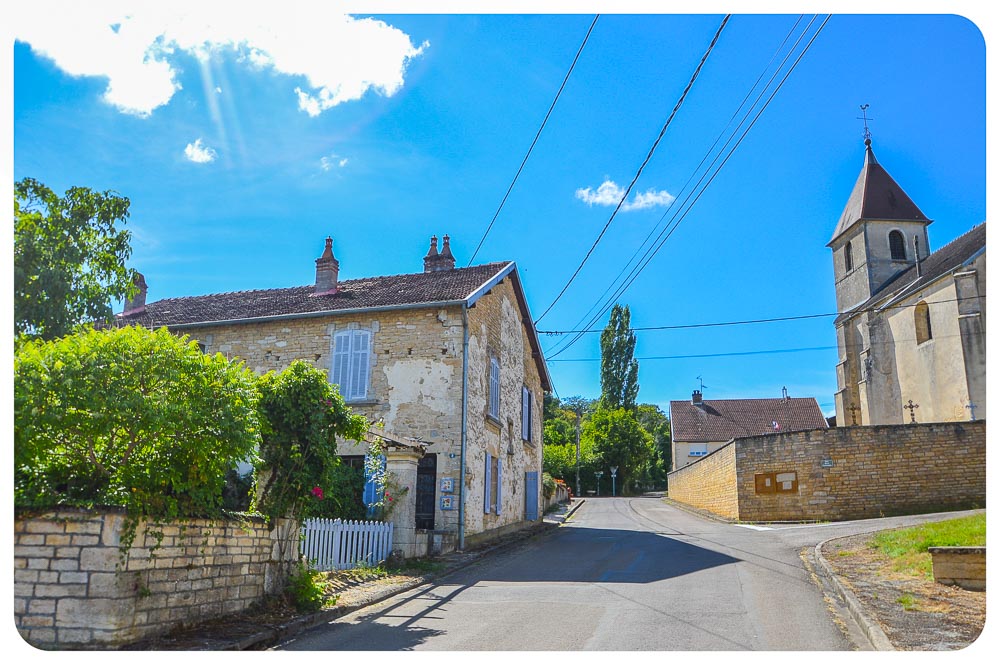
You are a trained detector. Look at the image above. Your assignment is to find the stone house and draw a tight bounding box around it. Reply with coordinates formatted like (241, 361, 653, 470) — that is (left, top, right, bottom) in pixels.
(116, 235, 552, 557)
(669, 389, 828, 472)
(828, 138, 986, 426)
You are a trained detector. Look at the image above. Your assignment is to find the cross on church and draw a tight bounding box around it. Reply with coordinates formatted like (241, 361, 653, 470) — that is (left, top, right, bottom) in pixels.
(847, 403, 860, 426)
(903, 399, 919, 423)
(857, 104, 874, 142)
(965, 402, 978, 421)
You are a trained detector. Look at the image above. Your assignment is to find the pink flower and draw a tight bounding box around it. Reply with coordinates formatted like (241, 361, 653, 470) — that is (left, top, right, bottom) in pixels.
(312, 486, 324, 500)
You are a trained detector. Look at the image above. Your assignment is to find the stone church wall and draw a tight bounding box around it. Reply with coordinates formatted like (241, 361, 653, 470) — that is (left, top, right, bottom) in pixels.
(668, 421, 985, 522)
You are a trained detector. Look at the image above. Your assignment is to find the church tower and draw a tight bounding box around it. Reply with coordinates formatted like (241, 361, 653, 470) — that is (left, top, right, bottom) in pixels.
(827, 137, 932, 311)
(829, 135, 932, 427)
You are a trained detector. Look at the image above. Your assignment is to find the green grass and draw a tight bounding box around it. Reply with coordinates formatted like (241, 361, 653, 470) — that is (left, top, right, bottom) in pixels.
(897, 593, 917, 611)
(871, 513, 986, 580)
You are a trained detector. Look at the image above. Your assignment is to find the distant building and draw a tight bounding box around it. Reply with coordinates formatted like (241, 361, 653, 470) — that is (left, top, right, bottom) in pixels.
(668, 390, 828, 471)
(117, 235, 552, 556)
(828, 137, 986, 426)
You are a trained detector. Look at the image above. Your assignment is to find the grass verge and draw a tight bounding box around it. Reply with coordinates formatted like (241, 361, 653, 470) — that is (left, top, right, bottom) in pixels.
(870, 513, 985, 580)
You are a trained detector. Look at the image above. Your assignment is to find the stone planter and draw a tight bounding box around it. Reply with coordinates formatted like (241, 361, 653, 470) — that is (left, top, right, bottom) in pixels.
(928, 546, 985, 591)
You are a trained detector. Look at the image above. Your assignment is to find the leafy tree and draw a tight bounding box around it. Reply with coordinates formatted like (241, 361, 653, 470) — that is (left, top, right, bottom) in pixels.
(586, 405, 653, 495)
(600, 304, 639, 411)
(254, 361, 369, 522)
(14, 326, 261, 519)
(636, 403, 671, 489)
(14, 177, 137, 341)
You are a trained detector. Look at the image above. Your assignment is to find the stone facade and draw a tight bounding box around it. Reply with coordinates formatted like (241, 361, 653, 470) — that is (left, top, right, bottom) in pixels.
(14, 509, 298, 649)
(667, 421, 985, 522)
(178, 270, 545, 555)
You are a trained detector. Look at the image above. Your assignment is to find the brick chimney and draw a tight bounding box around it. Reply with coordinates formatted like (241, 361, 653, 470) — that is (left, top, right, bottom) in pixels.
(423, 234, 456, 272)
(691, 389, 703, 406)
(123, 272, 147, 315)
(313, 237, 339, 295)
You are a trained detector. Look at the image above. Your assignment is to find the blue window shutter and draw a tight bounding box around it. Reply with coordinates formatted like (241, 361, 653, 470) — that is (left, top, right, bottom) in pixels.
(351, 329, 371, 400)
(484, 454, 492, 513)
(495, 457, 502, 515)
(363, 454, 385, 517)
(332, 330, 351, 395)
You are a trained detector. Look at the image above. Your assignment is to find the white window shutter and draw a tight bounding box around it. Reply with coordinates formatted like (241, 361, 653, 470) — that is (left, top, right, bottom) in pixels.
(489, 357, 500, 418)
(484, 454, 492, 513)
(495, 457, 502, 515)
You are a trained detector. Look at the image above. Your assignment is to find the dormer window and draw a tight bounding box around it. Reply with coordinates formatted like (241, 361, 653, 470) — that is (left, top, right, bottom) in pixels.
(844, 241, 854, 272)
(889, 230, 907, 260)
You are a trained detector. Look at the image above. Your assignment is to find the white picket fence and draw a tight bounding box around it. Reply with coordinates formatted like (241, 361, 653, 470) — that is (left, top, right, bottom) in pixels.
(300, 518, 394, 571)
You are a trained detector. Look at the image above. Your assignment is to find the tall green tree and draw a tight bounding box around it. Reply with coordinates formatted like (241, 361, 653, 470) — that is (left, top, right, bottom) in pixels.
(600, 304, 639, 411)
(14, 178, 137, 341)
(586, 405, 653, 495)
(636, 403, 671, 488)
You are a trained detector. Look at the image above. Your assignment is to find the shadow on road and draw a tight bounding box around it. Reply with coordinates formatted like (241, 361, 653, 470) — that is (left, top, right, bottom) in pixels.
(446, 526, 741, 584)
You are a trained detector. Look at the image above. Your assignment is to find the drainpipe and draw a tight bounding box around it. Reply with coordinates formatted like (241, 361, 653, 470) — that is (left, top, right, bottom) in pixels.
(458, 304, 470, 551)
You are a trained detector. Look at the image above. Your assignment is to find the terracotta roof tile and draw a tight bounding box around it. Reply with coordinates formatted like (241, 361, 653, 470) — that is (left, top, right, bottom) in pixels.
(115, 262, 511, 328)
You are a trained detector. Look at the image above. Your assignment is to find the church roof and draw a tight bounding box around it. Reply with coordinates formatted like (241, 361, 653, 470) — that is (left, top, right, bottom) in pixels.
(834, 222, 986, 325)
(828, 140, 931, 246)
(669, 396, 828, 443)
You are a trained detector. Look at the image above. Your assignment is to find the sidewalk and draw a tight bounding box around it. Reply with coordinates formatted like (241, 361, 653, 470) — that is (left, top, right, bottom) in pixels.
(123, 500, 583, 650)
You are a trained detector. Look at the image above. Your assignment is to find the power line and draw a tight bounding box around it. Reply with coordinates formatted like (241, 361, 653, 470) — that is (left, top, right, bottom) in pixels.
(543, 15, 831, 359)
(533, 14, 732, 324)
(467, 15, 600, 266)
(547, 16, 811, 342)
(538, 295, 978, 336)
(548, 345, 836, 362)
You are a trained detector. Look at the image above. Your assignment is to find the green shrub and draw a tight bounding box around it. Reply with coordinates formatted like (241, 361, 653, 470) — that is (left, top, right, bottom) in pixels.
(542, 472, 556, 500)
(14, 325, 261, 520)
(254, 361, 368, 522)
(286, 561, 329, 612)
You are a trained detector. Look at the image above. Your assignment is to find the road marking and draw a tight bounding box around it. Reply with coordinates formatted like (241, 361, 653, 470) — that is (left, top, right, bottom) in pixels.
(734, 524, 773, 531)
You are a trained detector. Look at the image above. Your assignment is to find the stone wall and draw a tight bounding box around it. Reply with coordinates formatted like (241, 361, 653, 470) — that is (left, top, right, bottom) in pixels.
(465, 276, 545, 535)
(14, 509, 298, 649)
(666, 443, 739, 520)
(668, 421, 985, 522)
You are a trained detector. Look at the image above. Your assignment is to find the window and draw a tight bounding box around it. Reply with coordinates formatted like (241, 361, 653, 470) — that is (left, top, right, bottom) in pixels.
(331, 329, 371, 401)
(521, 386, 533, 442)
(484, 454, 501, 515)
(915, 300, 933, 344)
(488, 356, 500, 419)
(689, 444, 708, 457)
(844, 241, 854, 272)
(889, 230, 906, 260)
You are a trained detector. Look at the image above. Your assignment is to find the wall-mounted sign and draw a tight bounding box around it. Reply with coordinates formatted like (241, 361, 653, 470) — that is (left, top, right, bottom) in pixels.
(440, 477, 454, 493)
(440, 495, 455, 510)
(821, 458, 834, 468)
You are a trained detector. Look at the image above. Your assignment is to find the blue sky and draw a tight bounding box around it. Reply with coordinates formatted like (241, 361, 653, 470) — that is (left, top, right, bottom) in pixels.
(7, 7, 989, 417)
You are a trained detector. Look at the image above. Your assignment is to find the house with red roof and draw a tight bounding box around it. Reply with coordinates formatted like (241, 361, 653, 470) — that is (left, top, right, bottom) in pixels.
(669, 389, 828, 471)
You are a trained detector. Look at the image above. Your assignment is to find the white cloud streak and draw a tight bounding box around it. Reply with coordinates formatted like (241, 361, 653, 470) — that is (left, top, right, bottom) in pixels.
(184, 138, 217, 163)
(319, 154, 349, 171)
(575, 179, 675, 212)
(14, 2, 427, 117)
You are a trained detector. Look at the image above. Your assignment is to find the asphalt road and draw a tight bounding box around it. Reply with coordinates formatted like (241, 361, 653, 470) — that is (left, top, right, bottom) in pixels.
(276, 498, 977, 651)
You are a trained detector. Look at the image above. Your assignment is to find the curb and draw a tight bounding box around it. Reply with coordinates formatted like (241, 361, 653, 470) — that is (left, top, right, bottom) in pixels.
(813, 535, 895, 651)
(229, 520, 558, 650)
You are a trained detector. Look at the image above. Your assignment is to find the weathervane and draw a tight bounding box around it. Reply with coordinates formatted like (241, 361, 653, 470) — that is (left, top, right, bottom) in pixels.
(857, 104, 874, 144)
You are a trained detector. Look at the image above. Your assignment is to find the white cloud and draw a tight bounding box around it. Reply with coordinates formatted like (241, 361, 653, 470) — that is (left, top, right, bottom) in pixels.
(184, 138, 217, 163)
(14, 2, 427, 117)
(575, 179, 676, 212)
(319, 154, 349, 171)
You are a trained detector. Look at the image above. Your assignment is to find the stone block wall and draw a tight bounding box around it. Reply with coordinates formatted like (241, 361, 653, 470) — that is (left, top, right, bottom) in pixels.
(666, 443, 739, 519)
(14, 509, 298, 649)
(667, 422, 985, 522)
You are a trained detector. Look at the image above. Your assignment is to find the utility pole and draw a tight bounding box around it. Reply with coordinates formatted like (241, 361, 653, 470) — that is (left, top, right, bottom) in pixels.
(575, 406, 581, 498)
